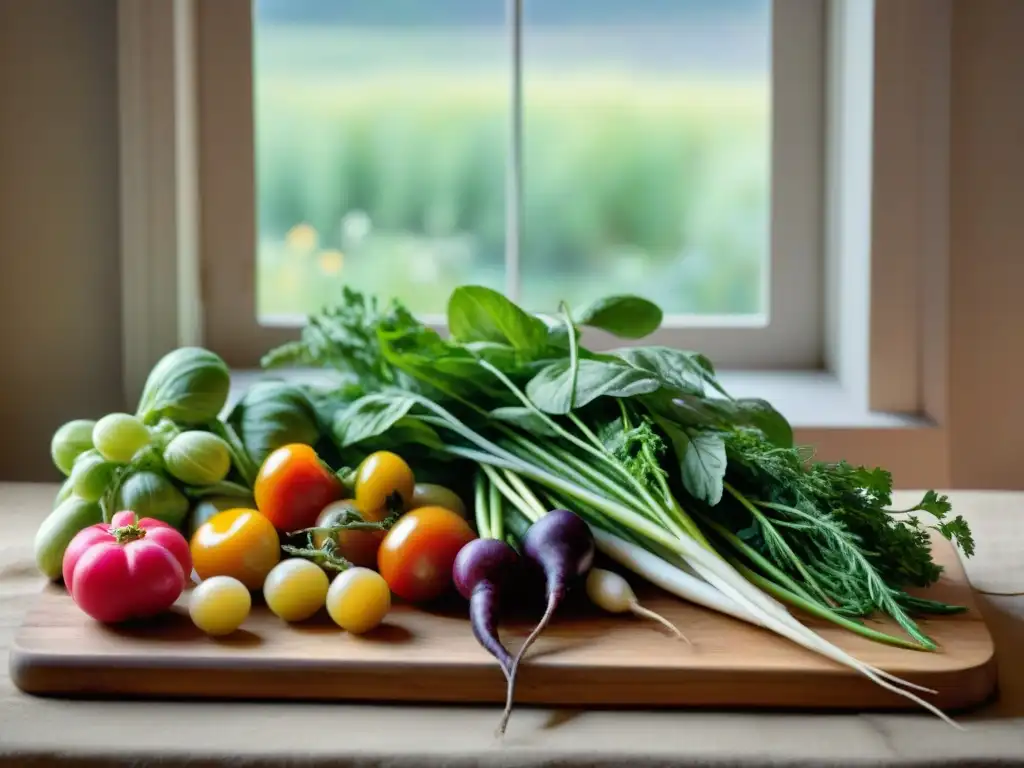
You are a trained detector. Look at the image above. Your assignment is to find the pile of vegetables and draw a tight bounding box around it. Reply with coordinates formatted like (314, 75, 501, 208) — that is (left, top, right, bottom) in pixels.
(37, 348, 324, 580)
(257, 285, 975, 727)
(32, 284, 979, 735)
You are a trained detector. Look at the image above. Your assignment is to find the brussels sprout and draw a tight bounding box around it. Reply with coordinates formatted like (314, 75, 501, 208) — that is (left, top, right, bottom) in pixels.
(70, 450, 118, 502)
(163, 431, 232, 486)
(34, 495, 103, 580)
(188, 494, 255, 538)
(228, 380, 320, 466)
(136, 347, 231, 426)
(50, 419, 96, 476)
(114, 470, 190, 529)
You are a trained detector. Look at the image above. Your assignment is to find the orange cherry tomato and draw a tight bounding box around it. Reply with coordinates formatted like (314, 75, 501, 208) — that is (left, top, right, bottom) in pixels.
(354, 451, 415, 515)
(254, 444, 344, 532)
(377, 506, 476, 603)
(190, 508, 280, 590)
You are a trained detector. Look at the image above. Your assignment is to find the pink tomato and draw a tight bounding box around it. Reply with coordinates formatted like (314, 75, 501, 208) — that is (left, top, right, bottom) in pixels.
(63, 510, 192, 623)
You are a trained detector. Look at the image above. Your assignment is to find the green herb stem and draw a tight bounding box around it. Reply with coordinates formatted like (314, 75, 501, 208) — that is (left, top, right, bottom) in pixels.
(725, 482, 835, 607)
(489, 474, 504, 542)
(474, 472, 491, 539)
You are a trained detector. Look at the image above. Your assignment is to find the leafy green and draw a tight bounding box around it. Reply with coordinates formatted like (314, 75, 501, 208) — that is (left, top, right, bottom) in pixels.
(447, 285, 548, 353)
(575, 295, 663, 338)
(489, 406, 562, 437)
(332, 392, 418, 448)
(614, 346, 715, 395)
(526, 359, 661, 414)
(681, 431, 727, 505)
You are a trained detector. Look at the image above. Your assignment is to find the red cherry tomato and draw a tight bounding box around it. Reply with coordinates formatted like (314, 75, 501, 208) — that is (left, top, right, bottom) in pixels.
(254, 444, 344, 532)
(377, 506, 476, 603)
(62, 510, 192, 623)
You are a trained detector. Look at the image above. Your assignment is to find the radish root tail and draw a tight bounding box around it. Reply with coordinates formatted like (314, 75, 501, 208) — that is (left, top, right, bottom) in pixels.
(497, 590, 561, 737)
(630, 601, 691, 644)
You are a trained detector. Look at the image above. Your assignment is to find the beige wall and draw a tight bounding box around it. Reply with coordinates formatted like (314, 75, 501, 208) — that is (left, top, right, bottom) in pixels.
(0, 0, 123, 482)
(948, 0, 1024, 488)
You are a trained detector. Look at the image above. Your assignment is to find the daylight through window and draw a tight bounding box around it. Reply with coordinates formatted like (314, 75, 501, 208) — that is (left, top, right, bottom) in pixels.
(253, 0, 772, 324)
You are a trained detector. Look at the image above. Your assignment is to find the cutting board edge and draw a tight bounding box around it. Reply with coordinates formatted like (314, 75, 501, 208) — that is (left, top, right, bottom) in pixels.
(9, 624, 998, 712)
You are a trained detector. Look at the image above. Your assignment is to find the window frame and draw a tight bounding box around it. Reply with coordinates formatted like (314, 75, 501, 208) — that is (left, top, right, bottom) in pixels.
(117, 0, 954, 485)
(192, 0, 825, 370)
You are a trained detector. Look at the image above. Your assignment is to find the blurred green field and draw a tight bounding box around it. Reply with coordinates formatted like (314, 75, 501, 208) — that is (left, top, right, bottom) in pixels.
(254, 32, 769, 318)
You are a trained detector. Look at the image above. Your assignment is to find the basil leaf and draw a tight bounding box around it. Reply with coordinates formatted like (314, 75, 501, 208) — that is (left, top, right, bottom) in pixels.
(332, 392, 417, 447)
(526, 359, 660, 415)
(575, 295, 663, 339)
(720, 398, 793, 449)
(447, 285, 548, 353)
(681, 431, 727, 505)
(489, 406, 561, 437)
(614, 346, 714, 395)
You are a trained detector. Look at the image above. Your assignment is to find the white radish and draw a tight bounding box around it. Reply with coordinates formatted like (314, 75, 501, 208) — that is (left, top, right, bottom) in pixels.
(586, 567, 690, 643)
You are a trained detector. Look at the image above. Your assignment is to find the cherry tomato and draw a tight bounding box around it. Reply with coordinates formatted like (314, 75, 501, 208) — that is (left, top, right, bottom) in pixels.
(313, 499, 388, 569)
(326, 567, 391, 634)
(190, 575, 251, 636)
(354, 451, 415, 515)
(254, 444, 344, 532)
(377, 506, 476, 603)
(263, 558, 329, 623)
(190, 508, 280, 590)
(409, 483, 467, 519)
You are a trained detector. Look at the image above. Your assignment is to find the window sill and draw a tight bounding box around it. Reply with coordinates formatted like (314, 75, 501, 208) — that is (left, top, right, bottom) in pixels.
(227, 368, 932, 431)
(715, 371, 931, 429)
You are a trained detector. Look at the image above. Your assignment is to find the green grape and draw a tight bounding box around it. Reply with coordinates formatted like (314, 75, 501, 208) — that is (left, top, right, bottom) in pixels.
(50, 419, 96, 476)
(70, 450, 118, 502)
(92, 413, 151, 464)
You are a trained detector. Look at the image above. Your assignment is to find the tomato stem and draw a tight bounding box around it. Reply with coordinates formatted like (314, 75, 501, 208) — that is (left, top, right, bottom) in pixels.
(281, 542, 352, 572)
(112, 522, 147, 545)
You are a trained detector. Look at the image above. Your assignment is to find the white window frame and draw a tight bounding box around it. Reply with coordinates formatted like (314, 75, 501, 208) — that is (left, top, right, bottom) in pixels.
(117, 0, 954, 485)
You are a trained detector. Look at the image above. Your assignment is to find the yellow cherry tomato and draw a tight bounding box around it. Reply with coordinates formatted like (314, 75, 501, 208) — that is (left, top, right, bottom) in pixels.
(190, 508, 280, 590)
(189, 575, 251, 636)
(326, 567, 391, 634)
(354, 451, 415, 514)
(263, 558, 329, 623)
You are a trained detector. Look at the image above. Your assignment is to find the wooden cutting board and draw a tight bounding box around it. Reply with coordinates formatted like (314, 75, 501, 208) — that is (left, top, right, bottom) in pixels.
(9, 538, 996, 712)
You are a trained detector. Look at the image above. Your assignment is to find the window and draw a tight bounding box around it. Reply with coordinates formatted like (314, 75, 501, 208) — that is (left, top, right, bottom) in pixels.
(198, 0, 825, 369)
(118, 0, 961, 483)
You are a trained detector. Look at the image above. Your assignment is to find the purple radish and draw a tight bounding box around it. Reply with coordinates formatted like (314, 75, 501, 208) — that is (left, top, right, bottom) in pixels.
(453, 538, 521, 678)
(498, 509, 595, 736)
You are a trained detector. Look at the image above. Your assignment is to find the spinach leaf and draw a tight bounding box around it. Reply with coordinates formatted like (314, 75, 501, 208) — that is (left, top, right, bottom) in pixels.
(526, 359, 660, 415)
(681, 431, 727, 505)
(332, 392, 417, 447)
(489, 406, 561, 437)
(575, 295, 663, 338)
(614, 346, 715, 395)
(447, 285, 548, 353)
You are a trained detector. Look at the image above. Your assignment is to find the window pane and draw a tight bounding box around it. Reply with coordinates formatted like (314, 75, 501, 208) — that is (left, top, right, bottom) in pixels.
(520, 0, 771, 318)
(253, 1, 507, 319)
